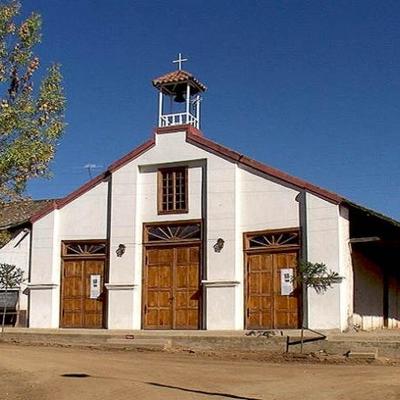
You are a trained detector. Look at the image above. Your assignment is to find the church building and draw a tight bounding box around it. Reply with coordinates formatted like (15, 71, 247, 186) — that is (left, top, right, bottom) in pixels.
(1, 56, 399, 331)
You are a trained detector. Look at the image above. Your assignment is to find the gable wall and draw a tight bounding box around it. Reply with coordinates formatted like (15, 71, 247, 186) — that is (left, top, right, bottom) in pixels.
(108, 131, 305, 329)
(108, 132, 239, 328)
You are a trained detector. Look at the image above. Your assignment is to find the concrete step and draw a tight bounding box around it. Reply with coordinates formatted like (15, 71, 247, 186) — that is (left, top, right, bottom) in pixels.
(346, 351, 377, 360)
(1, 330, 399, 358)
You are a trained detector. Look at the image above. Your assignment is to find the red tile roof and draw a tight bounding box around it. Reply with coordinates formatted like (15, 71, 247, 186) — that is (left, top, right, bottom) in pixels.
(152, 70, 206, 92)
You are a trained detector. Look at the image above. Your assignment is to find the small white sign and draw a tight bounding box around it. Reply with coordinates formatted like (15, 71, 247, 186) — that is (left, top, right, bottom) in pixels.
(281, 268, 294, 296)
(90, 275, 101, 299)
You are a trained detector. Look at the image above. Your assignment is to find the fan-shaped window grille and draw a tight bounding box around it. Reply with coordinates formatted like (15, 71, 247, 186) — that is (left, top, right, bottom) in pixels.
(246, 230, 299, 250)
(145, 223, 201, 243)
(63, 242, 107, 257)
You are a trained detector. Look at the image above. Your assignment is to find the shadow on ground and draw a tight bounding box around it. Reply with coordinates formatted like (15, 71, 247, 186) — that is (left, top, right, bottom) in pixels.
(61, 373, 91, 378)
(147, 381, 261, 399)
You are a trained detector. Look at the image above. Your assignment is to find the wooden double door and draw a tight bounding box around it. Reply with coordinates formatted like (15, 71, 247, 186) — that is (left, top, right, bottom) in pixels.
(143, 245, 201, 329)
(246, 250, 300, 329)
(61, 259, 105, 328)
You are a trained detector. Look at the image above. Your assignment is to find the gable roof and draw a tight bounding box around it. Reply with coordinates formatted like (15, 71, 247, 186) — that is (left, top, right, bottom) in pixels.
(29, 124, 399, 229)
(184, 128, 343, 204)
(30, 138, 156, 223)
(0, 199, 55, 230)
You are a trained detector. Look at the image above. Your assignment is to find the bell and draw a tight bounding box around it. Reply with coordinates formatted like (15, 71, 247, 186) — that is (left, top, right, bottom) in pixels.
(174, 91, 185, 103)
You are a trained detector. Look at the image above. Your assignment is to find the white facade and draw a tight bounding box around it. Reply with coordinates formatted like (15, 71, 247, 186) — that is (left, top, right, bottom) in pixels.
(25, 128, 360, 331)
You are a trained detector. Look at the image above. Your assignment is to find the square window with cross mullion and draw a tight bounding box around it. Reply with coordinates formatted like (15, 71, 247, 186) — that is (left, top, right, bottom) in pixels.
(158, 167, 188, 214)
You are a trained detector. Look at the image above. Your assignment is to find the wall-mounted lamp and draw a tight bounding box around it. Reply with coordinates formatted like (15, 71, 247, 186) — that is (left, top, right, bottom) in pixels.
(213, 238, 225, 253)
(116, 244, 126, 257)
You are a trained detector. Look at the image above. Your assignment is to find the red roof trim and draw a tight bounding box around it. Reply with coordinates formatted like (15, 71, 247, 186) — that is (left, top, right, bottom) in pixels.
(30, 138, 155, 223)
(108, 138, 155, 172)
(30, 201, 58, 223)
(57, 173, 109, 209)
(186, 132, 343, 204)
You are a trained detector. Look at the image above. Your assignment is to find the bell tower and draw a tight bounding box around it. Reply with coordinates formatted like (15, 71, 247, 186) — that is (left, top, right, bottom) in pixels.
(152, 54, 206, 129)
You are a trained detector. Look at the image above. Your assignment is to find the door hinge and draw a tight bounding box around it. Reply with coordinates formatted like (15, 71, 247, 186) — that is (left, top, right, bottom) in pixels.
(247, 308, 250, 317)
(144, 304, 147, 314)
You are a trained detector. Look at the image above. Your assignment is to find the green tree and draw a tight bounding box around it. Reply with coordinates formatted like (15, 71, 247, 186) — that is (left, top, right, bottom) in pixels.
(0, 263, 24, 334)
(293, 261, 342, 352)
(297, 261, 342, 294)
(0, 1, 65, 246)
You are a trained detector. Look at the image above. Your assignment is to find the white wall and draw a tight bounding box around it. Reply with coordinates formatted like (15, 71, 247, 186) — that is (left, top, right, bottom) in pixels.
(31, 211, 58, 284)
(30, 211, 60, 328)
(58, 181, 108, 240)
(338, 206, 352, 331)
(238, 167, 299, 232)
(306, 193, 348, 330)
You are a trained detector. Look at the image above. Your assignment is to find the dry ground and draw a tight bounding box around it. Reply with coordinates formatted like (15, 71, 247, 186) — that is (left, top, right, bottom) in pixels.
(0, 343, 399, 400)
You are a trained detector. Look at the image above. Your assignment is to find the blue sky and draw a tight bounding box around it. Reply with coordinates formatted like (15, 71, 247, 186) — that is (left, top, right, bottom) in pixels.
(24, 0, 400, 219)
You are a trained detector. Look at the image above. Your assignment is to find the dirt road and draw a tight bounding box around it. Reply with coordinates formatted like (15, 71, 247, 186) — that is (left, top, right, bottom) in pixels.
(0, 344, 399, 400)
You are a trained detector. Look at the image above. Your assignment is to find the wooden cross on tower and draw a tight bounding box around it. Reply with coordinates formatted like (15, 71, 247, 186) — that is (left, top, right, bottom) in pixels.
(173, 53, 188, 70)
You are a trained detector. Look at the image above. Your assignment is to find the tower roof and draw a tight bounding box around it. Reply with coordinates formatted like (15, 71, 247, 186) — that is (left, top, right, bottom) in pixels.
(152, 70, 207, 95)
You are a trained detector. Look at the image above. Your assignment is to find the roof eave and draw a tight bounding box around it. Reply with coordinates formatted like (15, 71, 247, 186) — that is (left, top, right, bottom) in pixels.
(343, 200, 400, 229)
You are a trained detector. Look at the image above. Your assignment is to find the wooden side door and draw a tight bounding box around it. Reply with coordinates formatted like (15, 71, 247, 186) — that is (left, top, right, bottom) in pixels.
(62, 259, 85, 328)
(273, 252, 299, 328)
(246, 251, 299, 329)
(143, 245, 200, 329)
(61, 259, 105, 328)
(246, 253, 274, 329)
(83, 259, 105, 328)
(175, 246, 200, 329)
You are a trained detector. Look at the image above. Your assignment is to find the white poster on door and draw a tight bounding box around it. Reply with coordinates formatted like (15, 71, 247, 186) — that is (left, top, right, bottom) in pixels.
(90, 275, 101, 299)
(281, 268, 294, 295)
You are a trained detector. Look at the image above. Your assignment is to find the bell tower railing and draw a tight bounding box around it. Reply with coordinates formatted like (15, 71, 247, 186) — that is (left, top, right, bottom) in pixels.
(157, 83, 201, 129)
(159, 112, 199, 128)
